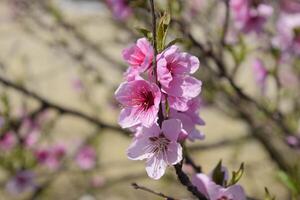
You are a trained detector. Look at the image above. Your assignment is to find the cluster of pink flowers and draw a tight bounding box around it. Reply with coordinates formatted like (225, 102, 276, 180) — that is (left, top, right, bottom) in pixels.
(34, 144, 66, 170)
(230, 0, 273, 34)
(75, 145, 97, 170)
(6, 170, 36, 195)
(115, 38, 204, 179)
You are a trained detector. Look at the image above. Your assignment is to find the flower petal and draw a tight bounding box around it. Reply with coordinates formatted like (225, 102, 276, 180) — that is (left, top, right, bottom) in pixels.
(118, 108, 141, 128)
(162, 119, 182, 141)
(145, 155, 168, 180)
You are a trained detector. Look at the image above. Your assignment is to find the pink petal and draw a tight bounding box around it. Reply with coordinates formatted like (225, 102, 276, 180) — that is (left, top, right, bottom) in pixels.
(162, 119, 182, 141)
(118, 108, 141, 128)
(168, 96, 189, 111)
(157, 58, 172, 87)
(163, 76, 202, 99)
(139, 107, 158, 127)
(127, 136, 152, 160)
(166, 142, 182, 165)
(145, 155, 168, 180)
(191, 174, 211, 198)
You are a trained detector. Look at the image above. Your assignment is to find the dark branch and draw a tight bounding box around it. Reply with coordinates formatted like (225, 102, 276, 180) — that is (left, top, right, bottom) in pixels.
(174, 163, 208, 200)
(0, 75, 128, 135)
(131, 183, 177, 200)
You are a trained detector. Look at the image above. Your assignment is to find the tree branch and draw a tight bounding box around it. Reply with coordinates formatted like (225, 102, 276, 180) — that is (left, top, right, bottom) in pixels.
(0, 75, 128, 135)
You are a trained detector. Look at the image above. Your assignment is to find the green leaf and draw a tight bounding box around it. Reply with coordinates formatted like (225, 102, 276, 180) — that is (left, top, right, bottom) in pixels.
(157, 12, 171, 52)
(212, 160, 226, 186)
(228, 163, 244, 186)
(277, 171, 298, 194)
(264, 187, 276, 200)
(135, 27, 153, 41)
(166, 38, 184, 49)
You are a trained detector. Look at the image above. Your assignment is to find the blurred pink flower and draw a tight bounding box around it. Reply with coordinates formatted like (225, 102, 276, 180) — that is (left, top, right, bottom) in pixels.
(280, 0, 300, 13)
(230, 0, 273, 34)
(115, 80, 161, 128)
(35, 144, 66, 170)
(252, 58, 268, 94)
(0, 132, 16, 151)
(189, 0, 203, 16)
(192, 173, 246, 200)
(127, 119, 183, 179)
(75, 146, 97, 170)
(106, 0, 132, 21)
(273, 13, 300, 56)
(285, 135, 300, 149)
(6, 171, 36, 195)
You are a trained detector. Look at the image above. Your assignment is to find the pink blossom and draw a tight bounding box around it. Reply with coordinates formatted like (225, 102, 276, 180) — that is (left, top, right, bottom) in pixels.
(252, 58, 268, 94)
(157, 46, 202, 111)
(127, 119, 183, 179)
(272, 13, 300, 56)
(106, 0, 132, 21)
(280, 0, 300, 13)
(192, 173, 246, 200)
(169, 98, 205, 141)
(230, 0, 273, 34)
(75, 146, 97, 170)
(19, 118, 41, 148)
(35, 145, 66, 170)
(0, 132, 16, 151)
(285, 135, 300, 149)
(188, 0, 203, 17)
(115, 79, 161, 128)
(6, 171, 36, 195)
(122, 38, 154, 77)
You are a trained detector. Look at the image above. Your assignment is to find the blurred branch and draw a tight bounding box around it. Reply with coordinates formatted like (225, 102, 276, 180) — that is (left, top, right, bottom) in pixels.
(188, 135, 252, 152)
(220, 0, 230, 50)
(0, 75, 128, 135)
(131, 183, 178, 200)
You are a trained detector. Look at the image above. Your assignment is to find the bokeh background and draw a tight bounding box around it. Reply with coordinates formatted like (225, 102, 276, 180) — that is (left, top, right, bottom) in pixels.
(0, 0, 298, 199)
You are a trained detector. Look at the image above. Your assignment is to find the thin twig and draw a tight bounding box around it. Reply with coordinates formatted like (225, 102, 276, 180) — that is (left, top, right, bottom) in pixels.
(149, 0, 164, 126)
(0, 75, 128, 135)
(220, 0, 230, 48)
(132, 183, 178, 200)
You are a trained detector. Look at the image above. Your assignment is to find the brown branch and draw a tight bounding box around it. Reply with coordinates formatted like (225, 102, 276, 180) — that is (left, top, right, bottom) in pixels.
(149, 0, 164, 126)
(0, 75, 128, 135)
(174, 163, 208, 200)
(132, 183, 178, 200)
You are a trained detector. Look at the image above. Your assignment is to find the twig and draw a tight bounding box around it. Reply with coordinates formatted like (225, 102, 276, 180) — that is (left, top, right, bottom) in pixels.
(189, 135, 252, 152)
(220, 0, 230, 48)
(149, 0, 164, 126)
(0, 75, 128, 135)
(131, 183, 178, 200)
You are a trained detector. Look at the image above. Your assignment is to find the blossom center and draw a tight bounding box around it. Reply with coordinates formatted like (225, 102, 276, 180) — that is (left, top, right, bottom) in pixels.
(217, 196, 233, 200)
(134, 89, 155, 110)
(148, 134, 170, 154)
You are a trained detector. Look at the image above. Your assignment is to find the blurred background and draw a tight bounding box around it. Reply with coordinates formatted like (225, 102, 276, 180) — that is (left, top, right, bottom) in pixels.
(0, 0, 299, 199)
